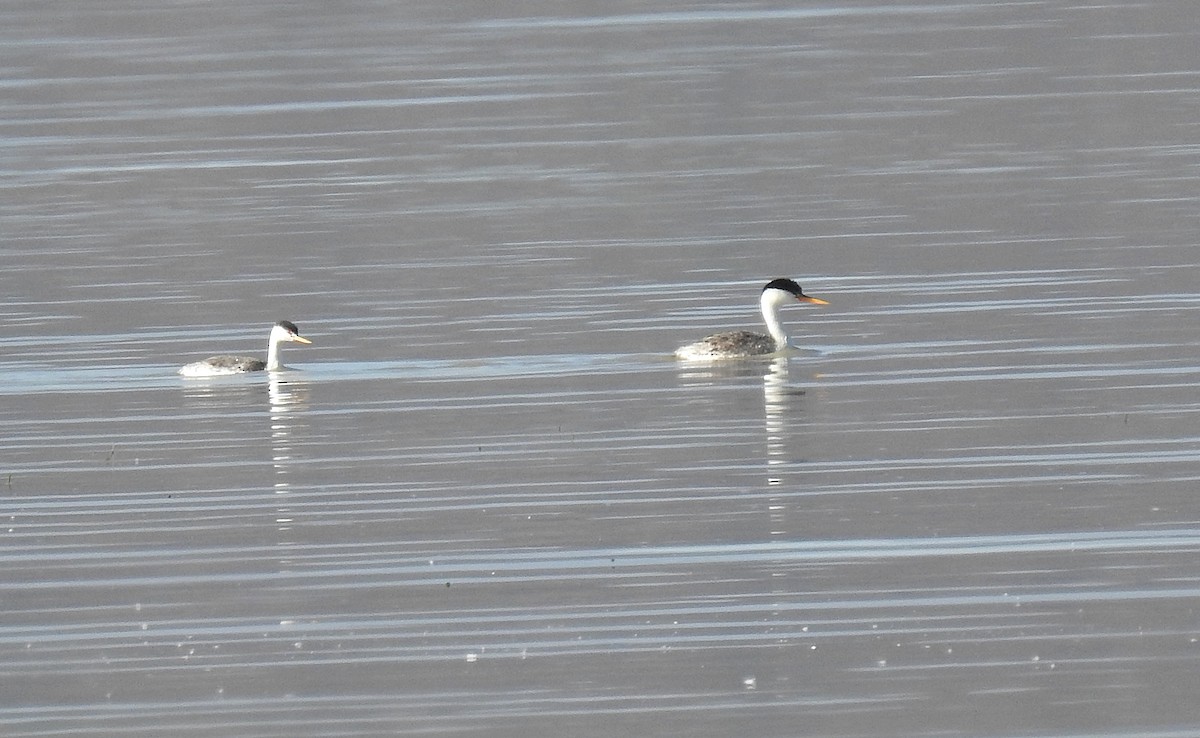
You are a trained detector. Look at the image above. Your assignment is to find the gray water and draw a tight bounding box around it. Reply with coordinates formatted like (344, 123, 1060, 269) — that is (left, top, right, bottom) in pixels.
(4, 1, 1200, 736)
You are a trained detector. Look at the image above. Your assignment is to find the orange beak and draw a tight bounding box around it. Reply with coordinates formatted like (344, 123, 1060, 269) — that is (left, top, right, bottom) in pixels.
(799, 295, 829, 305)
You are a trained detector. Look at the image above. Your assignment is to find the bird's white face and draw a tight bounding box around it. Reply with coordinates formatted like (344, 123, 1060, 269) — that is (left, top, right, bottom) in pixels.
(270, 324, 312, 344)
(762, 287, 799, 309)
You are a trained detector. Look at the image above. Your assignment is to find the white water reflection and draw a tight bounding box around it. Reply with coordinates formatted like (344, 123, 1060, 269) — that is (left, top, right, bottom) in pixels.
(268, 375, 309, 511)
(762, 357, 805, 544)
(763, 356, 797, 487)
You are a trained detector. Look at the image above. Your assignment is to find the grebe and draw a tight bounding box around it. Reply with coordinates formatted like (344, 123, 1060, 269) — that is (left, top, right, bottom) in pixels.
(179, 320, 312, 377)
(675, 278, 828, 360)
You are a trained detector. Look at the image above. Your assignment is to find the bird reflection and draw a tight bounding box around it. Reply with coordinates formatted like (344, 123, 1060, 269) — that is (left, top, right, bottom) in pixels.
(676, 355, 814, 539)
(761, 357, 811, 538)
(268, 377, 310, 530)
(763, 357, 792, 486)
(180, 377, 263, 408)
(674, 358, 774, 384)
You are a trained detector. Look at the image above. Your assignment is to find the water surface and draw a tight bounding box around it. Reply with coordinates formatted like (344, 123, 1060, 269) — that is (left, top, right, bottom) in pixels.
(4, 1, 1200, 736)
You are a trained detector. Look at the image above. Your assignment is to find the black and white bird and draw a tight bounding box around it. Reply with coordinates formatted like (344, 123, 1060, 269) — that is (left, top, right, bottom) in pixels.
(179, 320, 312, 377)
(675, 278, 828, 360)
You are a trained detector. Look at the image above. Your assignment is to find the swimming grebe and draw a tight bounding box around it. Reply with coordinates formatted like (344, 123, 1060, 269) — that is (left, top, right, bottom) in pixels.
(675, 278, 827, 360)
(179, 320, 312, 377)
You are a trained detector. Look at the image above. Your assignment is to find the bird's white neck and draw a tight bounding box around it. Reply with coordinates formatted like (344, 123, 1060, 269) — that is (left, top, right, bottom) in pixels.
(265, 331, 285, 371)
(760, 289, 791, 349)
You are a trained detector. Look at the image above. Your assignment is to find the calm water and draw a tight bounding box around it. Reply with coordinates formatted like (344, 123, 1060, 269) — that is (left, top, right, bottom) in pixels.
(4, 1, 1200, 736)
